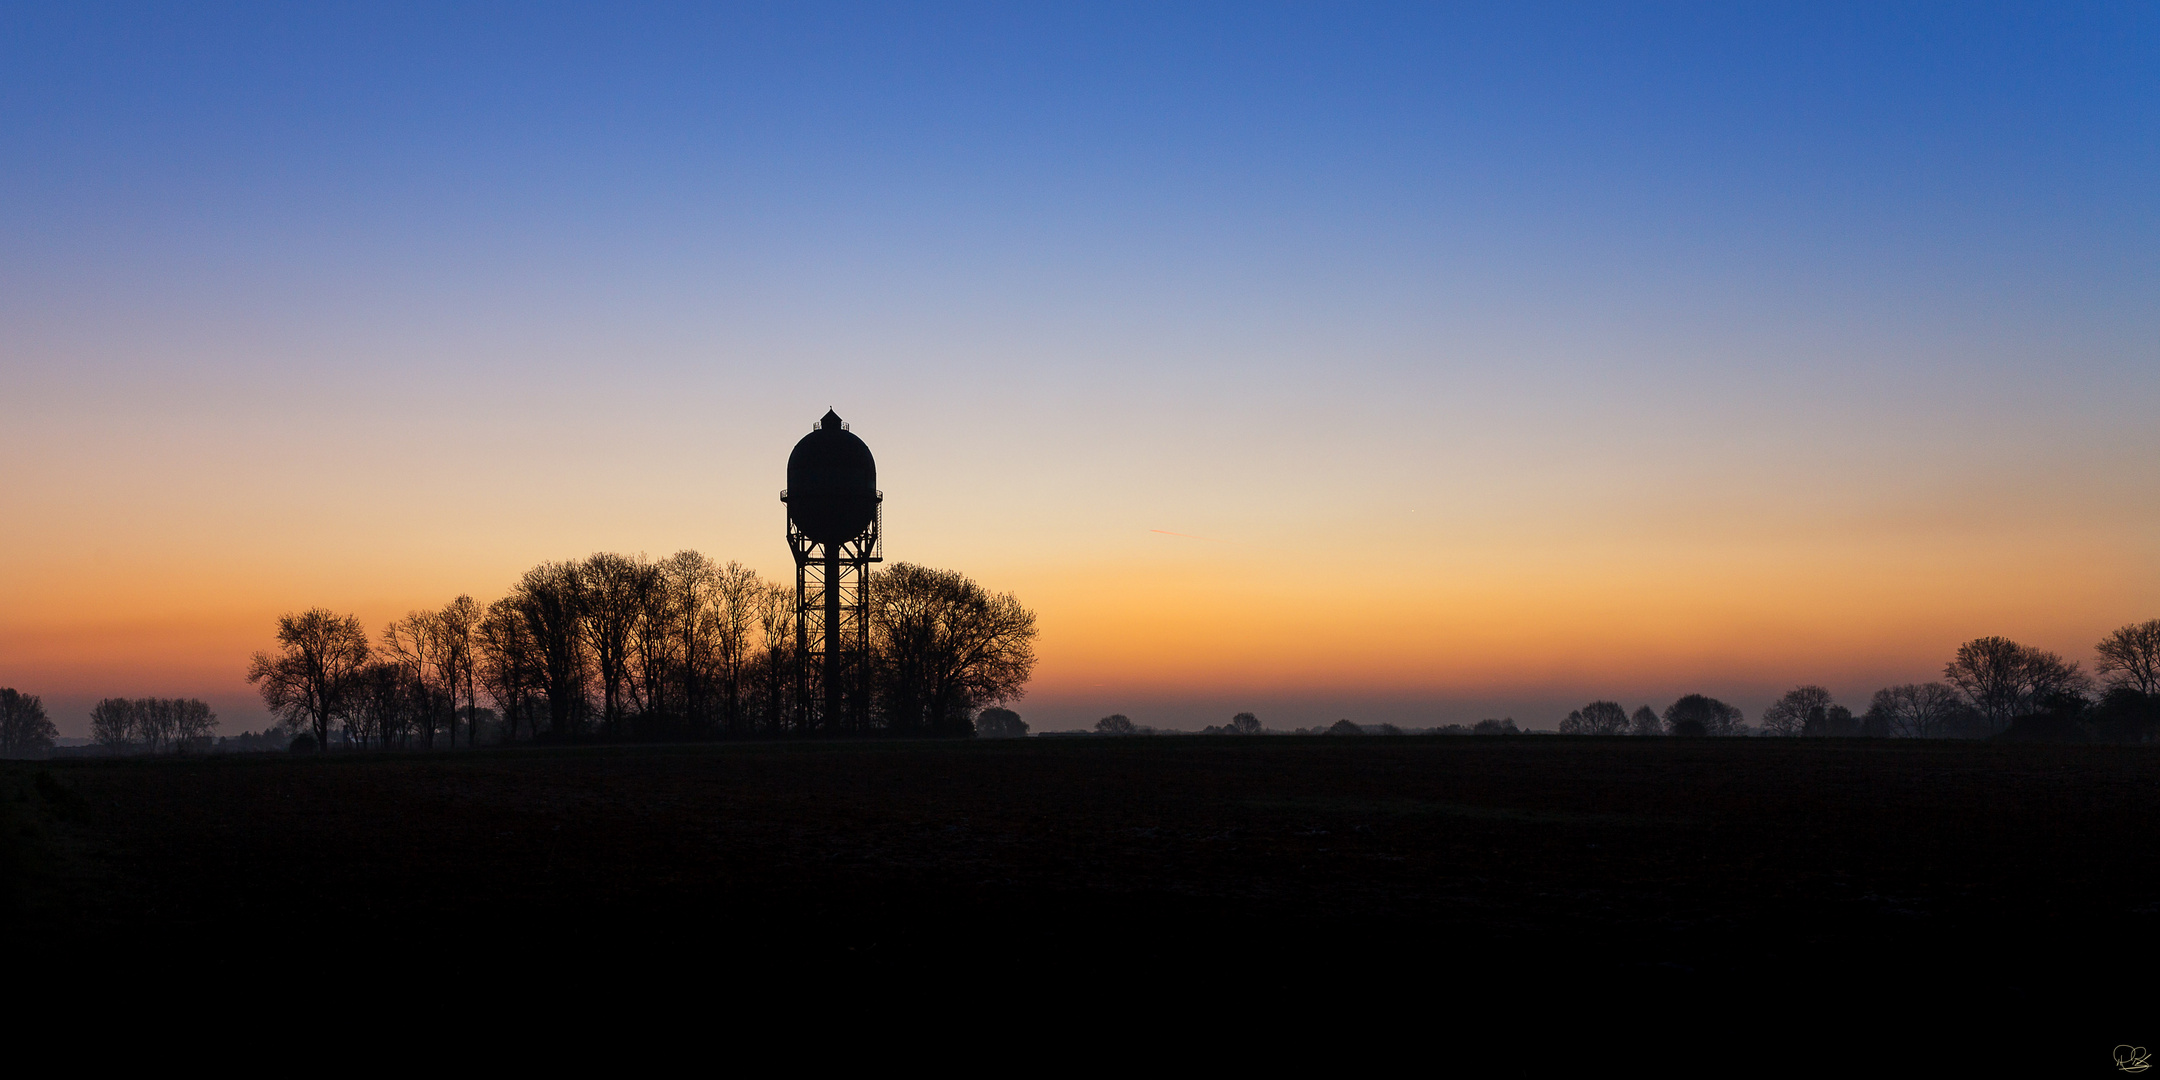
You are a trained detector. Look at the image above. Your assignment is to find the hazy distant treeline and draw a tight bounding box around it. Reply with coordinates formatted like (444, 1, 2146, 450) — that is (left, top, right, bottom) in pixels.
(90, 697, 219, 753)
(1555, 624, 2160, 740)
(249, 551, 1037, 750)
(1096, 703, 1732, 737)
(1081, 622, 2160, 741)
(1, 689, 249, 759)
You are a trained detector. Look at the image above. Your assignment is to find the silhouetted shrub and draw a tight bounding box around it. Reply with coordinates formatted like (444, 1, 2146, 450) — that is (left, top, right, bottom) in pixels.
(1326, 719, 1363, 736)
(216, 729, 292, 753)
(1858, 707, 1890, 738)
(289, 733, 319, 753)
(1095, 714, 1137, 736)
(1824, 705, 1858, 736)
(1629, 705, 1662, 736)
(976, 707, 1028, 738)
(1471, 718, 1519, 736)
(1663, 695, 1745, 737)
(1797, 704, 1859, 737)
(2092, 688, 2159, 744)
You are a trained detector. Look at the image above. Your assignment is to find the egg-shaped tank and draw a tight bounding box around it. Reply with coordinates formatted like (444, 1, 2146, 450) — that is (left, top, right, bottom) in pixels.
(785, 409, 878, 545)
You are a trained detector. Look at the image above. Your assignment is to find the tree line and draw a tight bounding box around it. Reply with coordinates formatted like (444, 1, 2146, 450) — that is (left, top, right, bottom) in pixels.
(2, 689, 232, 757)
(1556, 622, 2160, 739)
(90, 697, 219, 752)
(1557, 695, 1747, 737)
(248, 552, 1038, 750)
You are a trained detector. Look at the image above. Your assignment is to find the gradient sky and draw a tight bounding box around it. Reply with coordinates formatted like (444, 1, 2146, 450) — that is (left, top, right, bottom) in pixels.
(4, 3, 2156, 735)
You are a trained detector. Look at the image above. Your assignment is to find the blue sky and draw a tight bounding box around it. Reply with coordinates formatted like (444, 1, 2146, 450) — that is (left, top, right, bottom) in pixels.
(3, 3, 2156, 733)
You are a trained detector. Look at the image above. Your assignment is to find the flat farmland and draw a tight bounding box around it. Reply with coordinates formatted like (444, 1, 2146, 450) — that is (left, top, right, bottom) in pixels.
(6, 737, 2156, 1029)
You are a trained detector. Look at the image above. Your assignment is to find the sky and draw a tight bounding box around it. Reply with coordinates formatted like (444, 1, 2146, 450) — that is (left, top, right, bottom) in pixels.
(3, 2, 2156, 736)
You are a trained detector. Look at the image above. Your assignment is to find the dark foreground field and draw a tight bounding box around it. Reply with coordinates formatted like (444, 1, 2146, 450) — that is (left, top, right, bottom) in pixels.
(5, 736, 2156, 1057)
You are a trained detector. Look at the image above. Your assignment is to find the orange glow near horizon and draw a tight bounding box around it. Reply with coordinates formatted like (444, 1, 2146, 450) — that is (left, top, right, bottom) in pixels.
(6, 500, 2149, 735)
(4, 5, 2158, 737)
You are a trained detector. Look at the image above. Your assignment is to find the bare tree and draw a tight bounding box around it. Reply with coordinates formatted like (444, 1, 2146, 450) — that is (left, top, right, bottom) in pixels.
(1863, 683, 1970, 739)
(652, 551, 714, 730)
(628, 562, 682, 728)
(1944, 637, 2026, 732)
(712, 561, 762, 734)
(1559, 700, 1629, 735)
(0, 688, 57, 756)
(479, 596, 542, 743)
(384, 610, 450, 750)
(870, 563, 1039, 736)
(1944, 636, 2093, 734)
(136, 697, 179, 753)
(132, 697, 217, 752)
(178, 699, 217, 746)
(247, 609, 373, 752)
(646, 551, 764, 733)
(580, 553, 659, 737)
(91, 697, 138, 751)
(340, 667, 383, 748)
(1664, 694, 1745, 737)
(512, 562, 590, 739)
(2026, 651, 2093, 710)
(435, 595, 481, 748)
(1760, 685, 1834, 738)
(752, 582, 796, 733)
(1096, 714, 1137, 735)
(2096, 620, 2160, 696)
(348, 661, 418, 749)
(1629, 705, 1662, 736)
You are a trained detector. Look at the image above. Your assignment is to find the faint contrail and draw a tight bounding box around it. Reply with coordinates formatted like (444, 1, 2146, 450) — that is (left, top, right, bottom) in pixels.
(1150, 529, 1231, 543)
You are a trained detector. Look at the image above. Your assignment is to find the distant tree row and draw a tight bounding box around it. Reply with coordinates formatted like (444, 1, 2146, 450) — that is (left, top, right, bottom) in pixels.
(1558, 695, 1746, 737)
(0, 688, 57, 756)
(249, 552, 1038, 749)
(90, 697, 219, 753)
(1199, 712, 1263, 735)
(1752, 624, 2160, 740)
(1319, 718, 1412, 735)
(1092, 714, 1479, 736)
(1554, 621, 2160, 740)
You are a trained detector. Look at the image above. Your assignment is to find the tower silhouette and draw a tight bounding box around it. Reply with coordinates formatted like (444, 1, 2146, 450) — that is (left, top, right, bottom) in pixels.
(782, 409, 882, 733)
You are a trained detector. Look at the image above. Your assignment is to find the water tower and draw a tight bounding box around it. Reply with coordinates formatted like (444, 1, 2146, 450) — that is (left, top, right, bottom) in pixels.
(782, 409, 882, 733)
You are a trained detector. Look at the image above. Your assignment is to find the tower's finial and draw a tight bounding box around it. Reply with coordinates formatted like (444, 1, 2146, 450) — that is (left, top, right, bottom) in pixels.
(821, 408, 843, 430)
